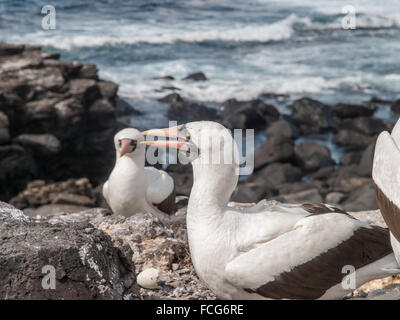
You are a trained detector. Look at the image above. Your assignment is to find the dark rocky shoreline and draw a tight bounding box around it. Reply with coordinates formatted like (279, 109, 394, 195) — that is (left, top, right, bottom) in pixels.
(0, 44, 134, 201)
(1, 44, 400, 299)
(162, 94, 395, 213)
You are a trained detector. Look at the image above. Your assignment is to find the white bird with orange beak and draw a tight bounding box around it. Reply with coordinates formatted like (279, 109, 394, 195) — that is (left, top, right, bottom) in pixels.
(102, 128, 176, 218)
(141, 121, 400, 300)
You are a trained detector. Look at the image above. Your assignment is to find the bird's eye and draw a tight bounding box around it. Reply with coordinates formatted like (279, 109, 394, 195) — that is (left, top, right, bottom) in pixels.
(185, 132, 191, 140)
(118, 140, 122, 147)
(130, 140, 137, 146)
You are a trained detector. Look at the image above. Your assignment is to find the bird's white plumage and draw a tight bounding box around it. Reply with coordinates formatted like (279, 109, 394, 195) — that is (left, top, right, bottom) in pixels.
(103, 128, 174, 218)
(145, 167, 174, 204)
(373, 131, 400, 205)
(373, 117, 400, 266)
(177, 121, 399, 300)
(391, 233, 400, 266)
(225, 212, 367, 290)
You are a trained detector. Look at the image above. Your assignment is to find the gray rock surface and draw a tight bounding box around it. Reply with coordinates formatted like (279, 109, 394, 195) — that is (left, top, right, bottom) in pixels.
(43, 207, 216, 300)
(0, 45, 128, 200)
(220, 98, 280, 130)
(167, 93, 217, 122)
(253, 136, 294, 170)
(290, 97, 332, 133)
(0, 202, 138, 300)
(295, 141, 334, 173)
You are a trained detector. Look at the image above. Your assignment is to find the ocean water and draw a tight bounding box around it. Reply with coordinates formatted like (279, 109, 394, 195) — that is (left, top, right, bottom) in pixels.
(0, 0, 399, 161)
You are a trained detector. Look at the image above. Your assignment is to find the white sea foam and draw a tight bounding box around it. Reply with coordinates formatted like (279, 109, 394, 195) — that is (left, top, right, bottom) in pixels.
(2, 14, 310, 50)
(115, 72, 369, 104)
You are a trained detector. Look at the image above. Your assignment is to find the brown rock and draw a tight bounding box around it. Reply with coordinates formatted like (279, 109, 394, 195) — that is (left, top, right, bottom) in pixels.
(68, 78, 101, 106)
(9, 178, 93, 209)
(342, 183, 378, 211)
(340, 151, 362, 166)
(290, 97, 331, 133)
(338, 117, 390, 136)
(391, 99, 400, 114)
(168, 95, 217, 122)
(220, 99, 279, 130)
(98, 81, 118, 100)
(0, 44, 25, 56)
(325, 192, 346, 205)
(275, 189, 323, 204)
(0, 111, 10, 144)
(254, 136, 294, 170)
(78, 63, 98, 79)
(295, 142, 334, 172)
(266, 119, 298, 139)
(182, 72, 207, 81)
(52, 193, 95, 207)
(333, 130, 375, 150)
(331, 103, 376, 118)
(15, 133, 61, 154)
(257, 162, 302, 186)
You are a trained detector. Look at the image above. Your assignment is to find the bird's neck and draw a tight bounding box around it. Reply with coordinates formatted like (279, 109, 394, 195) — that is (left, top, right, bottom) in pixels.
(116, 154, 145, 170)
(187, 162, 238, 219)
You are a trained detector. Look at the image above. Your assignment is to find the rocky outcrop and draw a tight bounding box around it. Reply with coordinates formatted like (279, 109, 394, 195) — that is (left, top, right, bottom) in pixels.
(253, 136, 294, 170)
(34, 205, 215, 300)
(220, 98, 280, 130)
(333, 130, 375, 151)
(0, 202, 138, 300)
(166, 93, 217, 122)
(295, 142, 334, 173)
(331, 103, 376, 118)
(266, 119, 299, 139)
(9, 178, 95, 211)
(182, 72, 208, 81)
(391, 99, 400, 114)
(232, 95, 390, 211)
(290, 97, 332, 133)
(0, 44, 129, 200)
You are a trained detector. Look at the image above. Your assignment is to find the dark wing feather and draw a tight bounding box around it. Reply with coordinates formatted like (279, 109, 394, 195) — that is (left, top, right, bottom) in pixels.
(374, 182, 400, 242)
(246, 217, 391, 299)
(154, 183, 176, 215)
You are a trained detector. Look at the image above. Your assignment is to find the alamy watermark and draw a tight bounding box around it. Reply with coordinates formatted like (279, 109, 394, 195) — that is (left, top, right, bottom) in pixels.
(342, 5, 356, 30)
(41, 265, 56, 290)
(142, 121, 254, 176)
(341, 265, 356, 290)
(41, 5, 56, 30)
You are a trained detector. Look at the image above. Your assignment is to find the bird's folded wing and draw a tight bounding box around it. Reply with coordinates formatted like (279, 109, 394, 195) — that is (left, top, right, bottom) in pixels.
(373, 130, 400, 241)
(225, 213, 390, 299)
(144, 167, 174, 204)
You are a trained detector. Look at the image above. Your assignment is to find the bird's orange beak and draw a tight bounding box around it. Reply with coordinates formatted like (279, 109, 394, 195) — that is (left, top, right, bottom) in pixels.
(119, 139, 134, 157)
(141, 125, 182, 138)
(140, 125, 189, 151)
(140, 140, 189, 151)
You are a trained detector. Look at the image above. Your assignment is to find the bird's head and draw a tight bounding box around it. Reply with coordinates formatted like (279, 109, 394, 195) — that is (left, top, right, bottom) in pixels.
(141, 121, 240, 205)
(141, 121, 239, 168)
(114, 128, 145, 159)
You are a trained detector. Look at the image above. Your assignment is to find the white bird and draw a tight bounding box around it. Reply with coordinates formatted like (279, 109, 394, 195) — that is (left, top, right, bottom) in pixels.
(373, 117, 400, 266)
(103, 128, 175, 219)
(142, 121, 400, 300)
